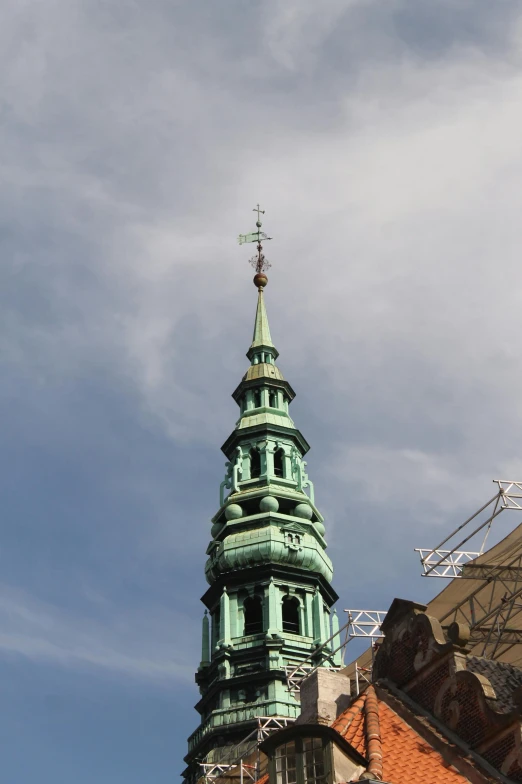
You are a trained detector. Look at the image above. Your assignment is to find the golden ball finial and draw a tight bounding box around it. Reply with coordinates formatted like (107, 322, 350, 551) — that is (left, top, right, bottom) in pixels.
(253, 273, 268, 289)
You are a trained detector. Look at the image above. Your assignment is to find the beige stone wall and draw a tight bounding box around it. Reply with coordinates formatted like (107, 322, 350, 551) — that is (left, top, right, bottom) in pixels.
(296, 669, 351, 725)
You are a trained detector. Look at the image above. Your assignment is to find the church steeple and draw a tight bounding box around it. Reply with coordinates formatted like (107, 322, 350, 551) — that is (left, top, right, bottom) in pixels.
(184, 210, 339, 783)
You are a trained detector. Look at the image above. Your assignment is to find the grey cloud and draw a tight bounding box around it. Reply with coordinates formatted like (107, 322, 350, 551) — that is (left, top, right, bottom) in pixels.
(0, 586, 195, 682)
(2, 0, 522, 678)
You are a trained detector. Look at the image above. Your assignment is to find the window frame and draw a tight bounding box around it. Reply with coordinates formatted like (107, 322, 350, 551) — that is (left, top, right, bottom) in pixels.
(269, 734, 331, 784)
(262, 725, 367, 784)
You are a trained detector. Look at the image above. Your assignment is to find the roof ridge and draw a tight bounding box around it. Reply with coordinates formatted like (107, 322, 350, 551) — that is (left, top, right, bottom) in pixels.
(364, 686, 383, 781)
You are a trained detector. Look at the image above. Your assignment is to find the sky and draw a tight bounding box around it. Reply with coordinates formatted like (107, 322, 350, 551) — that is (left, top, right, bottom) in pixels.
(3, 0, 522, 781)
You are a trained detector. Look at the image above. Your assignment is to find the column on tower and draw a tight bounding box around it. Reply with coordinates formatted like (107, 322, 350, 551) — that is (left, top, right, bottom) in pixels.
(200, 611, 210, 668)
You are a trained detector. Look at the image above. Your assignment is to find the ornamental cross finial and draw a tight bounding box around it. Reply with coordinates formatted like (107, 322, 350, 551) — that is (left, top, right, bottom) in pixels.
(237, 204, 273, 288)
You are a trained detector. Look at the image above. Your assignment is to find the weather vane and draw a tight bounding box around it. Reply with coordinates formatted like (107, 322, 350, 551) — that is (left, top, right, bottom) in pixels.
(238, 204, 273, 288)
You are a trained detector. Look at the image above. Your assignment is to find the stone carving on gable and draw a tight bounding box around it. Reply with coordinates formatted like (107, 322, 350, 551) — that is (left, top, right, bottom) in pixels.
(374, 601, 452, 686)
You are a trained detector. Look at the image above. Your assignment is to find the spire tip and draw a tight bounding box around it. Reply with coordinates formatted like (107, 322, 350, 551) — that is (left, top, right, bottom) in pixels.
(238, 204, 273, 286)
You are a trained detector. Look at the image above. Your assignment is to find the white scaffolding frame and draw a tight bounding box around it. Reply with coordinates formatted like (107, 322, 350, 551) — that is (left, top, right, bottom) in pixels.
(199, 717, 294, 784)
(353, 661, 373, 697)
(416, 480, 522, 579)
(343, 611, 387, 696)
(343, 610, 387, 640)
(415, 548, 481, 578)
(413, 478, 522, 659)
(284, 610, 387, 696)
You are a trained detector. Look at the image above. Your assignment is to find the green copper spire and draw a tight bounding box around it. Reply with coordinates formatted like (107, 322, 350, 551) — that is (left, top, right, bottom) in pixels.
(252, 289, 273, 350)
(247, 288, 279, 363)
(184, 209, 340, 784)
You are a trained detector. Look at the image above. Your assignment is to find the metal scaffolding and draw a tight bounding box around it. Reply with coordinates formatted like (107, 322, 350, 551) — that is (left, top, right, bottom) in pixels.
(415, 479, 522, 662)
(343, 610, 387, 641)
(284, 609, 387, 696)
(353, 661, 373, 697)
(434, 553, 522, 659)
(199, 717, 294, 784)
(416, 480, 522, 578)
(342, 611, 386, 696)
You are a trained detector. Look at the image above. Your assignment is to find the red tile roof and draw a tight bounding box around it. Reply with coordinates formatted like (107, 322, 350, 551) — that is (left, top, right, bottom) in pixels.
(332, 687, 470, 783)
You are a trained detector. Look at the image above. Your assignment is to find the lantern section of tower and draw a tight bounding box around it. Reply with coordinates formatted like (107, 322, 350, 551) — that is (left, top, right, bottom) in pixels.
(184, 277, 340, 780)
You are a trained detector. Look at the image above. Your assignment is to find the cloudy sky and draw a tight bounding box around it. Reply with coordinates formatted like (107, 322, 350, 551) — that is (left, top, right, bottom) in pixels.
(3, 0, 522, 781)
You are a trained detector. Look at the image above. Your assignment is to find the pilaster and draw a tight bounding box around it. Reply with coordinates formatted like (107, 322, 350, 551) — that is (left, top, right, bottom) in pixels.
(259, 440, 269, 477)
(230, 591, 238, 638)
(266, 578, 281, 636)
(200, 611, 210, 668)
(219, 587, 231, 647)
(313, 589, 325, 644)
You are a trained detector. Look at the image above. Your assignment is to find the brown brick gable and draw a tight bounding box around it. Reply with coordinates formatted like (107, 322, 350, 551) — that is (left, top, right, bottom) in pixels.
(373, 599, 522, 781)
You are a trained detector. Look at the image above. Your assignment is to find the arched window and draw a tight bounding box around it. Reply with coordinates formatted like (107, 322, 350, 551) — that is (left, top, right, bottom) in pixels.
(269, 390, 277, 408)
(253, 389, 262, 408)
(244, 596, 263, 635)
(250, 448, 261, 478)
(282, 596, 300, 634)
(274, 448, 284, 478)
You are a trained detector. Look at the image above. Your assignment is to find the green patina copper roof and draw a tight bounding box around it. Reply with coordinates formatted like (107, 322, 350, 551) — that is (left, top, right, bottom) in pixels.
(225, 288, 308, 453)
(236, 410, 295, 429)
(242, 363, 285, 382)
(205, 524, 334, 584)
(251, 289, 273, 349)
(247, 289, 279, 361)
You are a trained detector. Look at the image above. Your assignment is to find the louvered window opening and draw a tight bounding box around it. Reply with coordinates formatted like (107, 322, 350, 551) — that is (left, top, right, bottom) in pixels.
(282, 597, 300, 635)
(244, 596, 263, 635)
